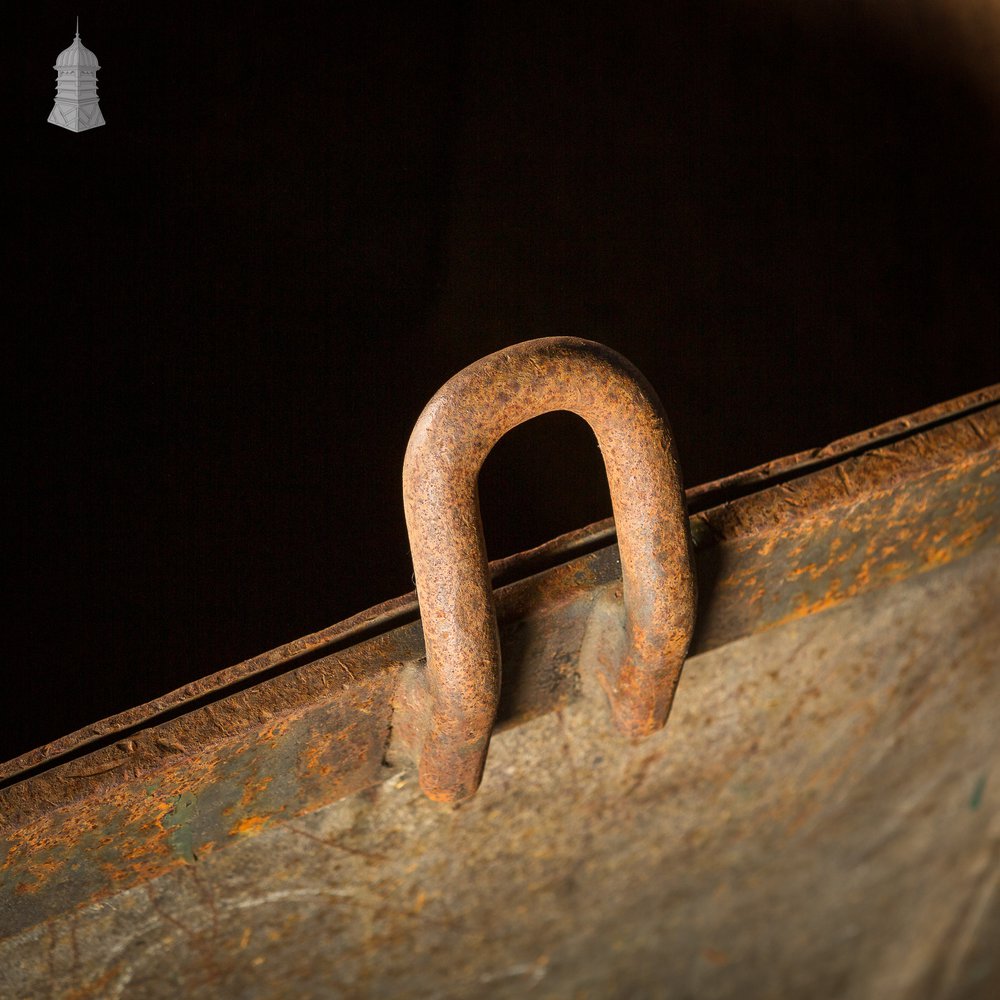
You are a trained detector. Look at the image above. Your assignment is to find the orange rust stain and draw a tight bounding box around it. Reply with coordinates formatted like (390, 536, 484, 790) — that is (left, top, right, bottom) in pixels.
(14, 857, 66, 893)
(100, 856, 185, 885)
(258, 719, 291, 742)
(28, 858, 66, 878)
(231, 814, 269, 837)
(923, 547, 954, 568)
(951, 520, 990, 549)
(881, 560, 908, 578)
(953, 496, 985, 520)
(787, 562, 823, 582)
(118, 836, 172, 864)
(108, 796, 180, 866)
(302, 737, 334, 779)
(239, 775, 274, 808)
(780, 579, 847, 623)
(756, 532, 782, 557)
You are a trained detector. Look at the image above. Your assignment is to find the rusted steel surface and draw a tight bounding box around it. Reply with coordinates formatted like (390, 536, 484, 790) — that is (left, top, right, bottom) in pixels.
(685, 382, 1000, 507)
(402, 338, 695, 801)
(0, 393, 997, 941)
(2, 547, 997, 999)
(1, 382, 991, 788)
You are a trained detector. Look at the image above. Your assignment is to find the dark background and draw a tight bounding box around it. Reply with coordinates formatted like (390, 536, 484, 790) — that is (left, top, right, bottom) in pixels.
(6, 1, 998, 762)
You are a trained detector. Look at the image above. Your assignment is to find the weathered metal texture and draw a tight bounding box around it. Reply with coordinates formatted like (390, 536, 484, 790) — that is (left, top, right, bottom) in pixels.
(2, 382, 992, 789)
(402, 337, 696, 801)
(0, 385, 997, 998)
(0, 391, 996, 936)
(1, 547, 997, 999)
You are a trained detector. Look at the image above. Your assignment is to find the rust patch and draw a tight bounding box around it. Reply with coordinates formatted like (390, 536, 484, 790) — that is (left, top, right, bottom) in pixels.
(0, 393, 996, 932)
(239, 777, 274, 809)
(231, 815, 269, 837)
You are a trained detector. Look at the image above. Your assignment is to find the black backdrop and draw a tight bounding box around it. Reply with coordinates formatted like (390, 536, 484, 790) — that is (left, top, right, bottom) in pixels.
(6, 2, 998, 762)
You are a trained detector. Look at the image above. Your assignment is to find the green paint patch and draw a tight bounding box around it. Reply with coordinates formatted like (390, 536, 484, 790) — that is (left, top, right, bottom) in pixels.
(970, 774, 986, 811)
(164, 792, 199, 863)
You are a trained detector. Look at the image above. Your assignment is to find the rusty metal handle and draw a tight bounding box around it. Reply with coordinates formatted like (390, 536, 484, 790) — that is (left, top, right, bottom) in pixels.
(403, 337, 696, 802)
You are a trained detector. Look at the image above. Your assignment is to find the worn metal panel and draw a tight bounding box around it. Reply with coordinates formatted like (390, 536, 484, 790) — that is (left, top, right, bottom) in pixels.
(4, 386, 994, 791)
(1, 547, 997, 999)
(0, 389, 997, 997)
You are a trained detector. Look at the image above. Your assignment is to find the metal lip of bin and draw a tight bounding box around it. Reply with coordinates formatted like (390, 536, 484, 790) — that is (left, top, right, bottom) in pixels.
(1, 382, 994, 798)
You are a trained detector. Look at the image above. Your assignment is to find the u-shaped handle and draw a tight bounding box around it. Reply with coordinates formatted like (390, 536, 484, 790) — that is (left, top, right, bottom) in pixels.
(403, 337, 696, 802)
